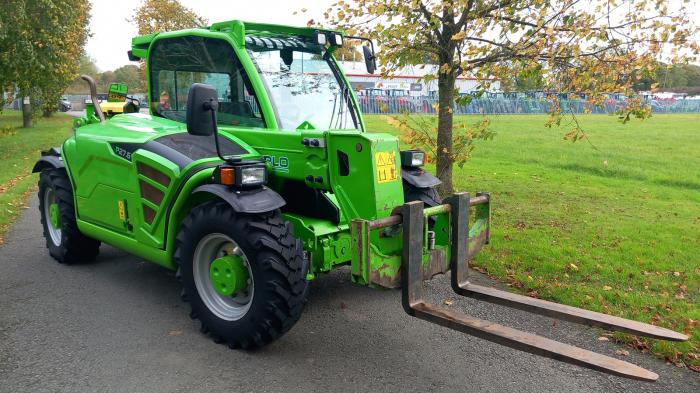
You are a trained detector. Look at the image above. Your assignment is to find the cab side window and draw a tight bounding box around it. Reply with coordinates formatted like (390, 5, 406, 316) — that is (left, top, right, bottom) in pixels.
(149, 36, 265, 128)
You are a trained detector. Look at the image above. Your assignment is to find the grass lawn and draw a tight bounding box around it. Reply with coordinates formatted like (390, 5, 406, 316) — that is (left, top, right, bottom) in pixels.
(0, 108, 697, 368)
(0, 110, 72, 244)
(365, 113, 700, 368)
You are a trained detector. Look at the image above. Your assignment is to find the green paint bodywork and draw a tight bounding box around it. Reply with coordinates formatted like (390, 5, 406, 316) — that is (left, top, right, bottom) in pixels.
(210, 255, 249, 296)
(58, 20, 490, 288)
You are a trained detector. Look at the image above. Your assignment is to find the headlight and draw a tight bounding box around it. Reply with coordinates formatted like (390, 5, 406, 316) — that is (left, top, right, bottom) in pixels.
(240, 166, 266, 186)
(400, 150, 425, 168)
(216, 163, 267, 188)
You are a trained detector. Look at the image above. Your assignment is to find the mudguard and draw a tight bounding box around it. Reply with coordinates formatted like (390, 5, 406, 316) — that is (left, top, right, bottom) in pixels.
(193, 184, 286, 214)
(401, 168, 441, 188)
(32, 147, 64, 173)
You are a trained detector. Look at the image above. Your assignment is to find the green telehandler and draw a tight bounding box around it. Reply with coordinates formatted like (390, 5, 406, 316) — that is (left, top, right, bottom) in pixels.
(34, 20, 685, 381)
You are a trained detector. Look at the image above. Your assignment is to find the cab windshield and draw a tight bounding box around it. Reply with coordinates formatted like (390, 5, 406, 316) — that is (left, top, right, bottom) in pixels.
(246, 36, 358, 130)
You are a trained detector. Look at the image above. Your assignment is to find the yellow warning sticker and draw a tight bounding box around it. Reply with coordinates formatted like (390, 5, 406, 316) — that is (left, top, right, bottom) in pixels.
(375, 151, 398, 183)
(118, 200, 126, 221)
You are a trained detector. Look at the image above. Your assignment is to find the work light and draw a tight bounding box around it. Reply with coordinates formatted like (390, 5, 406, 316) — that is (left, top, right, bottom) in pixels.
(400, 150, 425, 168)
(314, 31, 327, 45)
(330, 33, 343, 47)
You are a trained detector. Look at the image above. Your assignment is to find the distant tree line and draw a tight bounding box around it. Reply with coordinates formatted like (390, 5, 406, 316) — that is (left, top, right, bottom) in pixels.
(66, 56, 144, 94)
(512, 63, 700, 95)
(634, 64, 700, 95)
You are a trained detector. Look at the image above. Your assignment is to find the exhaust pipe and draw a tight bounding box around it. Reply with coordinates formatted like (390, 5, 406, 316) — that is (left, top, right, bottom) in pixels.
(81, 75, 105, 122)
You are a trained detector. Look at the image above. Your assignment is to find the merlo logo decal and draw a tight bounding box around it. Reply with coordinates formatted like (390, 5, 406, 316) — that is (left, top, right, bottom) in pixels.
(263, 155, 289, 172)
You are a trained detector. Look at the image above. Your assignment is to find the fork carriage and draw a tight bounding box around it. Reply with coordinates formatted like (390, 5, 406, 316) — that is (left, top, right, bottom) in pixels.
(351, 192, 686, 382)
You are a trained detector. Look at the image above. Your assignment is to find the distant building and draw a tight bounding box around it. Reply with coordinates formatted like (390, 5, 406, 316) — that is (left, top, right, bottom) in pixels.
(337, 61, 500, 95)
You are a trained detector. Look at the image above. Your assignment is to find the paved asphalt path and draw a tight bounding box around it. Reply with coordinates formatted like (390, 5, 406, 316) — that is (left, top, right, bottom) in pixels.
(2, 187, 699, 393)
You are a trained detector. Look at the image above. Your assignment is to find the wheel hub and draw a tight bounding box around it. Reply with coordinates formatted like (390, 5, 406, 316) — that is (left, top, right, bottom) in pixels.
(49, 202, 60, 229)
(210, 255, 249, 296)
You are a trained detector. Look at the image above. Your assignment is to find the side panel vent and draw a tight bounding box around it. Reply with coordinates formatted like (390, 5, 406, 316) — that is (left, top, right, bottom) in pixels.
(136, 161, 171, 227)
(137, 162, 171, 187)
(139, 179, 165, 205)
(143, 205, 156, 224)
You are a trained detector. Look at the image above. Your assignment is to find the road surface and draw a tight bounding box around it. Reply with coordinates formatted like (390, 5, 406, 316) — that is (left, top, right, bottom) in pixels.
(0, 181, 697, 393)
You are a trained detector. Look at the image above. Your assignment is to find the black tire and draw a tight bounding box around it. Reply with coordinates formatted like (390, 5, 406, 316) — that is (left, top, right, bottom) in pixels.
(174, 200, 309, 349)
(38, 168, 100, 263)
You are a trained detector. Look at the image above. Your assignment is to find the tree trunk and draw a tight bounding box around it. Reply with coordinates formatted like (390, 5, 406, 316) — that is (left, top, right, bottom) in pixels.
(22, 96, 32, 128)
(435, 72, 456, 195)
(43, 108, 53, 118)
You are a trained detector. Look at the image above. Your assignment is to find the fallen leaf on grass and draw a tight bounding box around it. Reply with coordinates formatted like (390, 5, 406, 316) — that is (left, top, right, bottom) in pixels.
(602, 285, 612, 291)
(472, 266, 486, 274)
(630, 338, 650, 351)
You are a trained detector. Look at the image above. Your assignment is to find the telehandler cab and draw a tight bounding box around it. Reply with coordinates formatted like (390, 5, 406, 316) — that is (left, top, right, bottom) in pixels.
(34, 20, 686, 381)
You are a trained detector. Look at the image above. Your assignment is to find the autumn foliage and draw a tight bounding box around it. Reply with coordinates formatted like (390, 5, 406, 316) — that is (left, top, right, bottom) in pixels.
(0, 0, 91, 120)
(320, 0, 699, 193)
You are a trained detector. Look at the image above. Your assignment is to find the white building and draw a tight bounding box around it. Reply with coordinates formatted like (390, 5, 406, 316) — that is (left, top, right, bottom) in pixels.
(337, 61, 500, 95)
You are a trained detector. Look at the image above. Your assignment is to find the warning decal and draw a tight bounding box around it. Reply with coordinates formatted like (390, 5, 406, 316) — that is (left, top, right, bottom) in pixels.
(375, 151, 398, 184)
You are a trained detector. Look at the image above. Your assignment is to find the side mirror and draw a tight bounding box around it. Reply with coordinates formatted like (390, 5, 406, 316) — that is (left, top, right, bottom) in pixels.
(363, 45, 377, 74)
(186, 83, 219, 136)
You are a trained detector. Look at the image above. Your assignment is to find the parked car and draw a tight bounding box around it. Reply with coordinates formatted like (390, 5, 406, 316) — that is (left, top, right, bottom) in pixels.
(58, 97, 72, 112)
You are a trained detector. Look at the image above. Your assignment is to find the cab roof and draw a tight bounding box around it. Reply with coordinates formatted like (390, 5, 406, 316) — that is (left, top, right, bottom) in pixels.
(129, 20, 342, 61)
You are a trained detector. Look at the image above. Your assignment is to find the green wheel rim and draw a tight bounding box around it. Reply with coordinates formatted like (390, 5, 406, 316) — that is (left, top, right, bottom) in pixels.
(43, 187, 61, 246)
(49, 202, 60, 229)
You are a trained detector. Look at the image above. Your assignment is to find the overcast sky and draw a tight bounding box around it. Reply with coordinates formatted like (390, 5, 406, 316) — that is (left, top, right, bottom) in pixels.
(86, 0, 698, 72)
(86, 0, 330, 71)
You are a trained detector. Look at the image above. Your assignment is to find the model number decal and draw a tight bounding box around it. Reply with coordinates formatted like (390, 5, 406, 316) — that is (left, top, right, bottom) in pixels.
(113, 145, 132, 161)
(263, 155, 289, 172)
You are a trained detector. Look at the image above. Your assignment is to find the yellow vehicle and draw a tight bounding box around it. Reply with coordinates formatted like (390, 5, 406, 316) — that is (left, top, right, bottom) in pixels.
(99, 82, 140, 116)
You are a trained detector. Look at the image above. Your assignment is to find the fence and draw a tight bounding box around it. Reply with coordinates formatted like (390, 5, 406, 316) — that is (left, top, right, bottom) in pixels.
(6, 93, 700, 115)
(356, 95, 700, 115)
